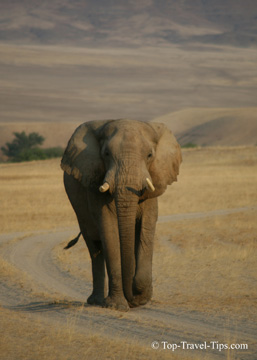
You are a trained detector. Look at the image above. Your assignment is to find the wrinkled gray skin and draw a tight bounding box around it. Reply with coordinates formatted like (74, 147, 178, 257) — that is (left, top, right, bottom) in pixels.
(61, 119, 182, 311)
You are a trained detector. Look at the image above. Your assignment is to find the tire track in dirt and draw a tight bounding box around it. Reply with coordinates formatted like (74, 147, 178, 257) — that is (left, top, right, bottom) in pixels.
(158, 205, 257, 223)
(1, 229, 91, 301)
(0, 207, 256, 359)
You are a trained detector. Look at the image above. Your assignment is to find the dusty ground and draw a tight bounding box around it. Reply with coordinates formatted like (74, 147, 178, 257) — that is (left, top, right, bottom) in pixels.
(0, 147, 257, 359)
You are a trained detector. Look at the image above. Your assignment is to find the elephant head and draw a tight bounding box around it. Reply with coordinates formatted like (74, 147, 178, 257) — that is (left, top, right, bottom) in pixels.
(61, 119, 182, 304)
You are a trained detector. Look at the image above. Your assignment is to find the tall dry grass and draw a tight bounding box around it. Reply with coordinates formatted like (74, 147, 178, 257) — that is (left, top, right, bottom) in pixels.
(0, 159, 76, 233)
(155, 211, 257, 319)
(160, 146, 257, 214)
(0, 306, 187, 360)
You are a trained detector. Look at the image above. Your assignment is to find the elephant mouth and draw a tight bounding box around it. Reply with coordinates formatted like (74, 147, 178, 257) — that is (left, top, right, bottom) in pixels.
(99, 177, 155, 197)
(126, 186, 146, 197)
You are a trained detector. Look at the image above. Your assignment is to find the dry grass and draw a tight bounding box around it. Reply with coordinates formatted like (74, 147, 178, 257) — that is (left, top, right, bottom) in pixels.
(1, 146, 256, 233)
(155, 211, 257, 319)
(0, 306, 184, 360)
(160, 146, 257, 215)
(0, 146, 256, 359)
(0, 159, 76, 233)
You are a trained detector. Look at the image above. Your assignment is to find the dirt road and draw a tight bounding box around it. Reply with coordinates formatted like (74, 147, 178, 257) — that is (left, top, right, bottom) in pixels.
(1, 207, 256, 359)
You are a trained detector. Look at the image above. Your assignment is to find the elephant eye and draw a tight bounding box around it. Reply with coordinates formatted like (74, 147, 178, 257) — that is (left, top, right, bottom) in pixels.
(104, 150, 109, 157)
(147, 148, 155, 162)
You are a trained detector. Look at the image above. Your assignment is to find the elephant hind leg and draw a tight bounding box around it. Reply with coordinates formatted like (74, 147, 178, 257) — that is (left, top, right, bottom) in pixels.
(79, 224, 106, 306)
(86, 241, 106, 306)
(64, 173, 106, 306)
(89, 242, 106, 305)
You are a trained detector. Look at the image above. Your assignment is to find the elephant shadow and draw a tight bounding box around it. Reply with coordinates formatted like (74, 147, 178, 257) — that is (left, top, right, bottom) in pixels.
(9, 300, 89, 313)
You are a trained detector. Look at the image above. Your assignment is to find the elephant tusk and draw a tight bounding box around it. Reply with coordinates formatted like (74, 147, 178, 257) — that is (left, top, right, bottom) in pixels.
(99, 182, 110, 193)
(146, 178, 155, 192)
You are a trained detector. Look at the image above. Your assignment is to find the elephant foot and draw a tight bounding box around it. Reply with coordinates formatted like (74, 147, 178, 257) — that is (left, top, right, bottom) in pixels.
(87, 293, 104, 306)
(129, 286, 152, 308)
(103, 296, 129, 312)
(128, 295, 150, 308)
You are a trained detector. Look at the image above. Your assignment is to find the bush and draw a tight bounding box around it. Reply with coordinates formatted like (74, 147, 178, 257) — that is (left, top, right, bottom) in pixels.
(1, 131, 63, 162)
(182, 142, 198, 148)
(17, 148, 47, 162)
(1, 131, 45, 160)
(43, 147, 64, 158)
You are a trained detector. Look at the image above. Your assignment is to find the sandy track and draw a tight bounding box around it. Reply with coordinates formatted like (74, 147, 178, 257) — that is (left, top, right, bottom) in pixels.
(1, 208, 256, 359)
(158, 205, 257, 223)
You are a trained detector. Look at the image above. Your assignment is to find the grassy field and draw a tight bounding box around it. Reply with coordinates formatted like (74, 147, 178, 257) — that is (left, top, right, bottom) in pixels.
(1, 146, 256, 233)
(0, 146, 257, 359)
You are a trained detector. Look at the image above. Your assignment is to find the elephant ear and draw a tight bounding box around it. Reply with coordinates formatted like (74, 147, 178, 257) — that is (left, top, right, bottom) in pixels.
(149, 122, 182, 197)
(61, 120, 112, 187)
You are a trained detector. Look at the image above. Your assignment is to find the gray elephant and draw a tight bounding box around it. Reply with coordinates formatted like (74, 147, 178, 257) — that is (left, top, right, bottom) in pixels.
(61, 119, 182, 310)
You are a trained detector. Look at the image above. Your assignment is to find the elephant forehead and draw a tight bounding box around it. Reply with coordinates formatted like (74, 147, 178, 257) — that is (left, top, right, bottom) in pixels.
(105, 120, 155, 145)
(121, 128, 142, 142)
(109, 129, 151, 153)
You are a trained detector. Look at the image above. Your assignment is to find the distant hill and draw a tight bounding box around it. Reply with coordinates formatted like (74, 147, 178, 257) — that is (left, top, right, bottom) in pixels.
(153, 108, 257, 146)
(1, 2, 257, 151)
(1, 108, 256, 157)
(0, 0, 257, 48)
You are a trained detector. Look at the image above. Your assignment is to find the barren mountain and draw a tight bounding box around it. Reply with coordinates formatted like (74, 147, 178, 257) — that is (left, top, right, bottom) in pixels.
(0, 0, 257, 47)
(1, 107, 256, 152)
(0, 1, 257, 149)
(153, 108, 257, 146)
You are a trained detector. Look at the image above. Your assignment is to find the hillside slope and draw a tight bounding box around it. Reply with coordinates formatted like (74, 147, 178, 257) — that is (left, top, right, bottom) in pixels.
(153, 108, 257, 146)
(1, 108, 256, 154)
(0, 0, 256, 48)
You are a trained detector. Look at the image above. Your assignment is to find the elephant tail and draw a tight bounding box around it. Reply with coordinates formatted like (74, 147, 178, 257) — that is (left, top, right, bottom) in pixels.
(64, 232, 82, 250)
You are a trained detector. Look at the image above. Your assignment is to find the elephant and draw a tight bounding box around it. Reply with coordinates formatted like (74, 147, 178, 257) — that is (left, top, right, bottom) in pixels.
(61, 119, 182, 311)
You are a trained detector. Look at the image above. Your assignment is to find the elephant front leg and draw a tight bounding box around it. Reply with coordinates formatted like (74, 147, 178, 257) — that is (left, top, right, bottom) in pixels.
(131, 198, 158, 307)
(99, 206, 129, 311)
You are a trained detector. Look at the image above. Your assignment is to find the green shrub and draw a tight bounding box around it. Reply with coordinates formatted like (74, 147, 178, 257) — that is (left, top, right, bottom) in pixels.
(17, 148, 47, 162)
(43, 147, 64, 158)
(182, 142, 198, 148)
(1, 131, 63, 162)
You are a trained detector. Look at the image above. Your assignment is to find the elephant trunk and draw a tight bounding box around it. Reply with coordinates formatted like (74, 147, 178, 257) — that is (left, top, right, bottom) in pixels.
(114, 158, 142, 304)
(116, 196, 138, 304)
